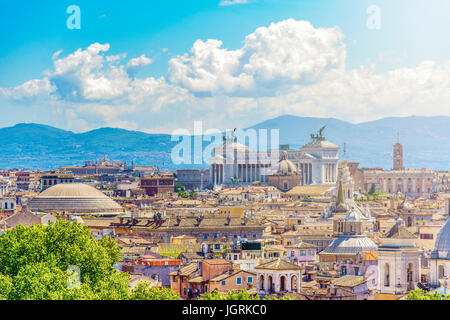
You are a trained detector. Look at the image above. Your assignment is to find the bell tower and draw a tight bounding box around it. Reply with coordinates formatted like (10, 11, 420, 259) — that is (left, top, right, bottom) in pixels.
(393, 133, 403, 170)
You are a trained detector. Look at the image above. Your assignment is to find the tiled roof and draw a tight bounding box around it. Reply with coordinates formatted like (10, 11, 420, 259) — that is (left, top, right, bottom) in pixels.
(384, 223, 417, 239)
(331, 275, 366, 287)
(286, 185, 335, 196)
(255, 258, 302, 271)
(169, 263, 198, 276)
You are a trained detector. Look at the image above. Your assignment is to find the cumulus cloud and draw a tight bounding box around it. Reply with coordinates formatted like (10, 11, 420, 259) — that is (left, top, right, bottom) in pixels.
(168, 19, 346, 96)
(1, 19, 450, 133)
(0, 78, 56, 101)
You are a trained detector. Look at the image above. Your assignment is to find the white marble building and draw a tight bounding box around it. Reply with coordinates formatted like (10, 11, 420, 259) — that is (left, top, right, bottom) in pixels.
(209, 127, 339, 187)
(286, 128, 339, 186)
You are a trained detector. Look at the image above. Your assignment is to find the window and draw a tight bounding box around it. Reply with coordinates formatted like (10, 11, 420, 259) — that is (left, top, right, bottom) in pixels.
(300, 250, 306, 256)
(221, 280, 226, 286)
(236, 277, 242, 285)
(247, 276, 253, 283)
(290, 251, 295, 257)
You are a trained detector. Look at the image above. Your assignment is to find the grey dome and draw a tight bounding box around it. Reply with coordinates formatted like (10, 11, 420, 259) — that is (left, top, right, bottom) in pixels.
(28, 183, 123, 215)
(322, 236, 378, 254)
(432, 219, 450, 259)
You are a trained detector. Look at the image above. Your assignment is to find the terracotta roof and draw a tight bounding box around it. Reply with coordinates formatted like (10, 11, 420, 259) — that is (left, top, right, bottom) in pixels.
(203, 259, 230, 265)
(169, 263, 198, 276)
(286, 185, 335, 196)
(255, 258, 302, 271)
(331, 275, 366, 287)
(4, 209, 41, 229)
(384, 223, 417, 239)
(285, 242, 317, 249)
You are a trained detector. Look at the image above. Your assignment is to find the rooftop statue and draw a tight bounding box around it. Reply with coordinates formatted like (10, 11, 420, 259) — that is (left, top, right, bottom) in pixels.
(310, 125, 326, 142)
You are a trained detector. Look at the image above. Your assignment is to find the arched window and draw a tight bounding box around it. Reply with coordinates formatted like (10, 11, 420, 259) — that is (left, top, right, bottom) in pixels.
(407, 263, 413, 282)
(291, 275, 298, 291)
(438, 265, 445, 279)
(280, 275, 286, 292)
(259, 275, 265, 291)
(384, 263, 390, 287)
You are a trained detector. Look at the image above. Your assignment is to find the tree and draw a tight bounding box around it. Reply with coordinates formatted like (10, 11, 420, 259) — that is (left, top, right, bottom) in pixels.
(189, 190, 197, 198)
(0, 220, 183, 300)
(406, 289, 450, 300)
(0, 220, 131, 300)
(130, 281, 180, 300)
(0, 274, 12, 300)
(174, 183, 186, 193)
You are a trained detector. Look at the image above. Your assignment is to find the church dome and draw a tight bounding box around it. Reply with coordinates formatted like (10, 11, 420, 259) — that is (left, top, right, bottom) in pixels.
(322, 235, 378, 254)
(28, 183, 123, 215)
(432, 219, 450, 259)
(276, 151, 299, 175)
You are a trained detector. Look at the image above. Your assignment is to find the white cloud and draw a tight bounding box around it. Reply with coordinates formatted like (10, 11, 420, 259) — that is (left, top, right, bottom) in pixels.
(2, 19, 450, 133)
(0, 78, 55, 101)
(219, 0, 251, 6)
(168, 19, 346, 96)
(127, 54, 153, 69)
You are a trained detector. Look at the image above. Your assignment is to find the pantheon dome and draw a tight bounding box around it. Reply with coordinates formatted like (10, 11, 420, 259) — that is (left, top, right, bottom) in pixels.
(28, 183, 123, 215)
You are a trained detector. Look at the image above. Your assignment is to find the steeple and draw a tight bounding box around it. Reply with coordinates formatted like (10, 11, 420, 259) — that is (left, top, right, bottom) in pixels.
(335, 179, 347, 213)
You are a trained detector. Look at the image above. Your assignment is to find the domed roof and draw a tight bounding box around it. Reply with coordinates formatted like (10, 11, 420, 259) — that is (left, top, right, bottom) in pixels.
(276, 151, 299, 175)
(345, 208, 361, 221)
(322, 236, 378, 254)
(28, 183, 123, 214)
(432, 219, 450, 259)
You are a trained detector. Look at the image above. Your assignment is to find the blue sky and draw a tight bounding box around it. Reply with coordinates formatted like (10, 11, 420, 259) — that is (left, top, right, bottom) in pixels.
(1, 0, 450, 132)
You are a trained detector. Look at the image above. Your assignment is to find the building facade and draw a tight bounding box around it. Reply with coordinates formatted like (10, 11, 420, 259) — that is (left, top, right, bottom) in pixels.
(209, 127, 339, 188)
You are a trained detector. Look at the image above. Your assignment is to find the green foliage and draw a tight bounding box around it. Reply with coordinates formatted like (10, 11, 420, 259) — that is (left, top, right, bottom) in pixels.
(0, 220, 180, 300)
(406, 289, 450, 300)
(0, 274, 13, 300)
(174, 183, 186, 193)
(198, 289, 260, 300)
(130, 281, 180, 300)
(0, 220, 119, 285)
(189, 190, 197, 198)
(158, 247, 186, 259)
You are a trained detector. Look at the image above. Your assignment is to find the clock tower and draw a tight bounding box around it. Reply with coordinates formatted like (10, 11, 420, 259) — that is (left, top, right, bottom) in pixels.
(393, 134, 403, 170)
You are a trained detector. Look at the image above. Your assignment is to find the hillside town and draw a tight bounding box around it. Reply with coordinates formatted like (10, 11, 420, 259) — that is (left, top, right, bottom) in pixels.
(1, 127, 449, 300)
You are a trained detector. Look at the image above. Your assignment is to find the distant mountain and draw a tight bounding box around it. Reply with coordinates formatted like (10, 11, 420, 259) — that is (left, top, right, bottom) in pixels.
(0, 115, 449, 170)
(248, 115, 450, 170)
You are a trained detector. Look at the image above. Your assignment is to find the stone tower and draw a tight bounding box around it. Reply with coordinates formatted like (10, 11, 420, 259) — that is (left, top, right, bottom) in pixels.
(393, 134, 403, 170)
